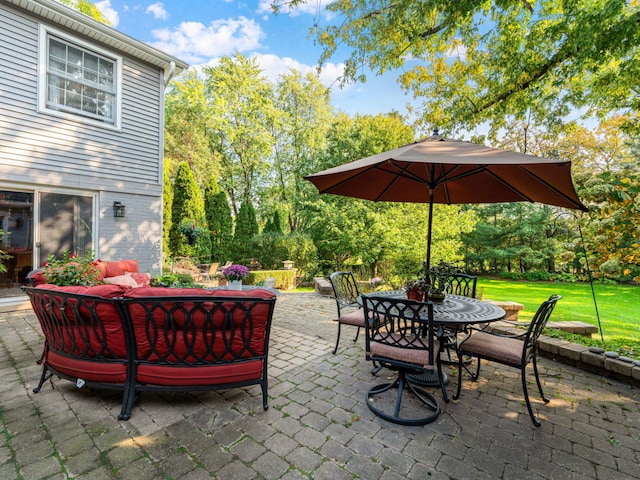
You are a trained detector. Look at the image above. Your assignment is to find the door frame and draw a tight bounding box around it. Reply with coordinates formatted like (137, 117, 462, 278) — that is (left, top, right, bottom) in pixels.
(34, 188, 99, 267)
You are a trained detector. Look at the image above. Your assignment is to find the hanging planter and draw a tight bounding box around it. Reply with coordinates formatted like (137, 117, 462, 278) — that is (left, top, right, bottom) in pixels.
(177, 220, 209, 246)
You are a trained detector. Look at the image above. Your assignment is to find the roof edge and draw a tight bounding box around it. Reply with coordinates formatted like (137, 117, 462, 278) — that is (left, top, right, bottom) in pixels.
(4, 0, 189, 74)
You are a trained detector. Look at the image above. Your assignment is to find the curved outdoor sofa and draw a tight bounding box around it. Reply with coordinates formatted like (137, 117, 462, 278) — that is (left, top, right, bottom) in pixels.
(23, 284, 277, 420)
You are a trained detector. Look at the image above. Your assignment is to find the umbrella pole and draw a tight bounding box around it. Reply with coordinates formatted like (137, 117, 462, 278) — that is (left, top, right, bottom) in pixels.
(425, 189, 435, 279)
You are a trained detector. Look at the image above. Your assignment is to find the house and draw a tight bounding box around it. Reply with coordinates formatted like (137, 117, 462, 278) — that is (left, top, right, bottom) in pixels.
(0, 0, 188, 308)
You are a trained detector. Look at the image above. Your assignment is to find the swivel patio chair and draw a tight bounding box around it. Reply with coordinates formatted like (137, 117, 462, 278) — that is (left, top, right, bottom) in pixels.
(328, 271, 366, 354)
(362, 295, 446, 425)
(454, 294, 562, 426)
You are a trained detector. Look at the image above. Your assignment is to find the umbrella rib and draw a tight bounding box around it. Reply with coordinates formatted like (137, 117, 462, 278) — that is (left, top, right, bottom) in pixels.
(372, 162, 430, 201)
(312, 164, 379, 193)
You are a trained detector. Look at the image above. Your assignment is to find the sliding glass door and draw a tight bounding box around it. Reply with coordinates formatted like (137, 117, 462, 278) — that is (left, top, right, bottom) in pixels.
(38, 192, 95, 262)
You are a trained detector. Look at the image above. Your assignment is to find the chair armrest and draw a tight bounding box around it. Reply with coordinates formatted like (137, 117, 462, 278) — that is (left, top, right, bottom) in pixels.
(466, 324, 527, 339)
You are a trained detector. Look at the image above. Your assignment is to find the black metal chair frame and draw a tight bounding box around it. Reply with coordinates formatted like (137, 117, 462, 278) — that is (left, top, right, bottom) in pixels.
(362, 295, 446, 426)
(454, 294, 562, 426)
(328, 271, 365, 354)
(432, 272, 478, 366)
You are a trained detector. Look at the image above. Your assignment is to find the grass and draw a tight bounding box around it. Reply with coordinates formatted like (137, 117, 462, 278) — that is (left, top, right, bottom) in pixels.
(478, 278, 640, 359)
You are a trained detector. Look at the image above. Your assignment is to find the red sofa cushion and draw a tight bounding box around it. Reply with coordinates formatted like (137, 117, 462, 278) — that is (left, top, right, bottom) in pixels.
(123, 287, 275, 366)
(34, 284, 131, 358)
(136, 359, 263, 386)
(47, 351, 127, 383)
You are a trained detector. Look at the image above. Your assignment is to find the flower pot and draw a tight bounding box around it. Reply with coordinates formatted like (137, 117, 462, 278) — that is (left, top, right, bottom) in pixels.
(428, 292, 446, 302)
(228, 280, 242, 290)
(406, 288, 425, 301)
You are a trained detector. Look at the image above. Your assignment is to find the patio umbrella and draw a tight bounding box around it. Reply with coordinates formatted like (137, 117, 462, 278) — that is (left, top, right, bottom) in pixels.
(305, 133, 588, 274)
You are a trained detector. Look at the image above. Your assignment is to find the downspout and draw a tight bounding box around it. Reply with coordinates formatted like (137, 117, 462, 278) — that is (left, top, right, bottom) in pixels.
(160, 60, 175, 274)
(163, 61, 176, 88)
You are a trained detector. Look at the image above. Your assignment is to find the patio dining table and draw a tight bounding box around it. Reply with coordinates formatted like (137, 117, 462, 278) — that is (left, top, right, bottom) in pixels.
(360, 291, 506, 389)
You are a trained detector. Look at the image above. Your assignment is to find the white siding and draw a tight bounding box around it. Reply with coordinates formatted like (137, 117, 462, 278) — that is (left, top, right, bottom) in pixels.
(0, 2, 168, 277)
(98, 192, 163, 274)
(0, 3, 163, 194)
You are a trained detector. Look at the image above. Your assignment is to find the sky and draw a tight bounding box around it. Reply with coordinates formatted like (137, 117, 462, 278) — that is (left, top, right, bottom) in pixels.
(92, 0, 415, 118)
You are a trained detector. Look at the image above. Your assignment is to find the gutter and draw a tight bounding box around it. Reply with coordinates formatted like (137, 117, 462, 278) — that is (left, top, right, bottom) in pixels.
(3, 0, 189, 73)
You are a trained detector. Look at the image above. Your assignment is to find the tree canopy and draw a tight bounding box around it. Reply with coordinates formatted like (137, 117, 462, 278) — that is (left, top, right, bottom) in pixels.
(274, 0, 640, 135)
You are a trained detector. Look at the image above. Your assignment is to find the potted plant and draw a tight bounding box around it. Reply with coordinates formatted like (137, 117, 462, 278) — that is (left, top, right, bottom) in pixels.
(177, 220, 209, 245)
(222, 264, 249, 290)
(40, 251, 102, 286)
(427, 261, 458, 301)
(404, 278, 429, 301)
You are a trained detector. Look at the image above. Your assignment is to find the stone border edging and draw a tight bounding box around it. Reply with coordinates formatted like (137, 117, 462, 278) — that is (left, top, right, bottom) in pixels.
(488, 321, 640, 387)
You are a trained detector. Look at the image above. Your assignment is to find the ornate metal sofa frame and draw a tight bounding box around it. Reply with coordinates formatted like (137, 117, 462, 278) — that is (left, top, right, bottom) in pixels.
(23, 284, 277, 420)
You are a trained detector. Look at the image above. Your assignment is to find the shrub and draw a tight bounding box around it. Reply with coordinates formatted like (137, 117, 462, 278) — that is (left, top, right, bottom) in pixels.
(522, 271, 551, 282)
(498, 271, 521, 280)
(151, 273, 202, 288)
(246, 270, 297, 289)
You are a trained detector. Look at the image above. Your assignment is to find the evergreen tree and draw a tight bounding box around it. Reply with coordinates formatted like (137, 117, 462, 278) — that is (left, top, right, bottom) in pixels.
(232, 200, 259, 262)
(204, 178, 233, 261)
(169, 162, 208, 259)
(263, 210, 284, 234)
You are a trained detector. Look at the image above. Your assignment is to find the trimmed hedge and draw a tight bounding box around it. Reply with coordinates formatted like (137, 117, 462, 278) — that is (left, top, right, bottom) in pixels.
(247, 269, 297, 290)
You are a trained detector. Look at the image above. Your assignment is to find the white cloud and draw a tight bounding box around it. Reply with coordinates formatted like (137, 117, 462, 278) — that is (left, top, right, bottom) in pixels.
(146, 2, 168, 21)
(95, 1, 119, 27)
(149, 17, 265, 63)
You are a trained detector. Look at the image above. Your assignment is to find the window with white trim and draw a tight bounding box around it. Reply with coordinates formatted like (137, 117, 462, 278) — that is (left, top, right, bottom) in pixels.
(41, 28, 121, 127)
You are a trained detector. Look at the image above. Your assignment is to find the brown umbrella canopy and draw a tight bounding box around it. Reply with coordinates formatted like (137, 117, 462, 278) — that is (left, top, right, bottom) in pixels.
(305, 135, 587, 210)
(305, 134, 587, 273)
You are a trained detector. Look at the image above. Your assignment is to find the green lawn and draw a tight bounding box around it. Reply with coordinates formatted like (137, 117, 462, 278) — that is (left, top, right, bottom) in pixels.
(478, 278, 640, 358)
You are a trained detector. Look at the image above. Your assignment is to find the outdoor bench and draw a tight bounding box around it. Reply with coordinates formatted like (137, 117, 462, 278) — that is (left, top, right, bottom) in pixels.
(23, 284, 277, 420)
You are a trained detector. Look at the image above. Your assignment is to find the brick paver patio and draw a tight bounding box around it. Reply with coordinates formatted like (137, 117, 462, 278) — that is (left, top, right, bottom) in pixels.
(1, 291, 638, 479)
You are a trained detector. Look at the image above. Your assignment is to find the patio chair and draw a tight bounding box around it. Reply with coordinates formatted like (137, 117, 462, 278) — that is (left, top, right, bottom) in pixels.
(454, 294, 562, 427)
(362, 295, 446, 425)
(198, 262, 220, 282)
(435, 272, 478, 365)
(328, 271, 366, 354)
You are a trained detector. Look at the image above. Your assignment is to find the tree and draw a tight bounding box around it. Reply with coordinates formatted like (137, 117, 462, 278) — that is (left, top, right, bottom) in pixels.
(204, 54, 277, 211)
(58, 0, 110, 24)
(232, 200, 259, 262)
(262, 210, 284, 235)
(169, 162, 208, 259)
(275, 0, 640, 135)
(204, 179, 233, 261)
(164, 71, 222, 186)
(267, 70, 333, 232)
(463, 204, 555, 274)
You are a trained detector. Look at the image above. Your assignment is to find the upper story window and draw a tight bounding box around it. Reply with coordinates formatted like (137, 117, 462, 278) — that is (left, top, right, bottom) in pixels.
(39, 26, 122, 128)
